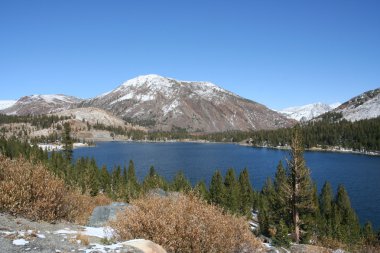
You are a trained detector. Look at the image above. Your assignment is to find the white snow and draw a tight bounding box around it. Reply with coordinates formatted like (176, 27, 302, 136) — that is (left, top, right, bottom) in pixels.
(13, 239, 29, 246)
(100, 74, 236, 105)
(0, 100, 17, 110)
(280, 102, 341, 121)
(338, 93, 380, 121)
(162, 99, 180, 115)
(54, 226, 114, 240)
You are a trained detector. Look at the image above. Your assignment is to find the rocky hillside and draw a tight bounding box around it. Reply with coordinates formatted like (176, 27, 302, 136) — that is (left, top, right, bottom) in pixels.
(1, 95, 82, 115)
(331, 88, 380, 121)
(79, 74, 294, 132)
(54, 107, 132, 128)
(280, 102, 341, 121)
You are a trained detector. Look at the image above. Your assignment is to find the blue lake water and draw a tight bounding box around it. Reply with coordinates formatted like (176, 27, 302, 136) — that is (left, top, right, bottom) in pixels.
(73, 142, 380, 228)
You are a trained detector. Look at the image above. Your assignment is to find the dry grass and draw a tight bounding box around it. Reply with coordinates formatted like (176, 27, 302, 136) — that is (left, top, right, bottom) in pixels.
(111, 193, 263, 253)
(0, 156, 111, 223)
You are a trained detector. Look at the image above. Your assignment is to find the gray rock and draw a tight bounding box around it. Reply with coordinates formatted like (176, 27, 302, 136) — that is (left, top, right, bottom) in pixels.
(87, 202, 130, 227)
(147, 188, 168, 197)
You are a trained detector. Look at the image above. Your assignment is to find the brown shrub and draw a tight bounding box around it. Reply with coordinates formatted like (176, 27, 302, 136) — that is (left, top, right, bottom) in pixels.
(0, 156, 111, 223)
(110, 193, 263, 253)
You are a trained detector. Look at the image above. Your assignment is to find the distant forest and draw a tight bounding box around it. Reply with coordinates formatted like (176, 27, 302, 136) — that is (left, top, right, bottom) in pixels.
(1, 112, 379, 151)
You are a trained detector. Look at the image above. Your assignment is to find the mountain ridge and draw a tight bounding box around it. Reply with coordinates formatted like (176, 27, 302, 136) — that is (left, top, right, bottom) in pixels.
(79, 74, 294, 132)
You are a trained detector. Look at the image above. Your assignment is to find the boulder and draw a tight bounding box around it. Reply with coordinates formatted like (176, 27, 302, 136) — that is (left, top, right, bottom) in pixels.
(87, 202, 130, 227)
(121, 239, 167, 253)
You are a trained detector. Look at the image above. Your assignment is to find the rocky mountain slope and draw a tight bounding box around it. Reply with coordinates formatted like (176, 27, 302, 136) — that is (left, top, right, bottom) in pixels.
(331, 88, 380, 121)
(1, 95, 82, 115)
(79, 74, 295, 132)
(54, 107, 129, 128)
(280, 102, 341, 121)
(0, 100, 17, 110)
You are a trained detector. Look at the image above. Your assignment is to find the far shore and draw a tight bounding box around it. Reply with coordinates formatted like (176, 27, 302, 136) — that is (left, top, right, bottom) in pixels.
(75, 136, 380, 157)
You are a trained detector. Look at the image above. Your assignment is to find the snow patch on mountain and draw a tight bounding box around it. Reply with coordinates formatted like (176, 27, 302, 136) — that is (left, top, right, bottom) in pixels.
(335, 89, 380, 121)
(0, 100, 17, 110)
(280, 102, 341, 121)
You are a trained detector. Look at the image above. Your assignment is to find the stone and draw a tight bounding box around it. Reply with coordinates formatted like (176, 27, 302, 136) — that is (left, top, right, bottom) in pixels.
(87, 202, 130, 227)
(121, 239, 167, 253)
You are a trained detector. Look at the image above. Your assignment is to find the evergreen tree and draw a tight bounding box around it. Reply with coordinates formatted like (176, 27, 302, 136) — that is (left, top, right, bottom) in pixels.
(99, 165, 111, 194)
(143, 166, 168, 191)
(273, 161, 290, 224)
(126, 160, 140, 200)
(362, 221, 376, 245)
(224, 168, 240, 212)
(319, 181, 334, 237)
(334, 184, 361, 244)
(286, 127, 316, 243)
(194, 180, 209, 200)
(171, 171, 191, 193)
(209, 170, 225, 206)
(238, 168, 253, 215)
(273, 219, 291, 247)
(62, 122, 73, 161)
(259, 178, 276, 236)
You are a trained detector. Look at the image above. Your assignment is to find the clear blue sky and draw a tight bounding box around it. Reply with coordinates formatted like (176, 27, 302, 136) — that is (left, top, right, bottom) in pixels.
(0, 0, 379, 109)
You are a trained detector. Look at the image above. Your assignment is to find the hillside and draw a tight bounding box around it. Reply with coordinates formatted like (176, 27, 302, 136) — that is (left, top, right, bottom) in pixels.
(331, 88, 380, 121)
(79, 74, 295, 132)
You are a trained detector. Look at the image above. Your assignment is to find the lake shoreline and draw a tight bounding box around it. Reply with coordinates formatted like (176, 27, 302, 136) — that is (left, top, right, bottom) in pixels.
(85, 137, 380, 157)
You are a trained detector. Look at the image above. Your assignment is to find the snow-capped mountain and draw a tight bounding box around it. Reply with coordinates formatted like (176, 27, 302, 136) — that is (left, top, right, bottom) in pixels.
(280, 102, 341, 121)
(1, 94, 82, 115)
(332, 88, 380, 121)
(79, 74, 295, 132)
(0, 100, 17, 110)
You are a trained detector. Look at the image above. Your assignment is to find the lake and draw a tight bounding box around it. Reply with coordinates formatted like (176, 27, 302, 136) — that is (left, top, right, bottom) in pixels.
(73, 142, 380, 228)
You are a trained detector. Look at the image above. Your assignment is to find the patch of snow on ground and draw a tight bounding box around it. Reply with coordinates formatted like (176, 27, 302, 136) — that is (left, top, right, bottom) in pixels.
(13, 239, 29, 246)
(84, 243, 124, 253)
(83, 227, 114, 239)
(53, 227, 114, 239)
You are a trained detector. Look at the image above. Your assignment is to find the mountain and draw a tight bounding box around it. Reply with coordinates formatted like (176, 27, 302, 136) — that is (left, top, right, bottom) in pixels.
(1, 95, 82, 115)
(79, 74, 295, 132)
(280, 102, 341, 121)
(331, 88, 380, 121)
(0, 100, 17, 110)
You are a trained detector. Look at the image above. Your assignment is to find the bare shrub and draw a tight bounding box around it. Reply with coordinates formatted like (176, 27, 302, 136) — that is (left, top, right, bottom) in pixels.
(0, 156, 111, 223)
(111, 193, 263, 253)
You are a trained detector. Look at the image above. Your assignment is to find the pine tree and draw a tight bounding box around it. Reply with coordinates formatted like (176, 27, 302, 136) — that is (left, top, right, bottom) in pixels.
(286, 127, 316, 243)
(171, 171, 191, 193)
(224, 168, 240, 212)
(334, 184, 361, 244)
(99, 165, 111, 194)
(238, 168, 253, 215)
(319, 181, 334, 237)
(362, 221, 376, 245)
(273, 161, 290, 224)
(273, 219, 291, 247)
(194, 180, 209, 200)
(209, 170, 225, 206)
(126, 160, 140, 200)
(62, 122, 73, 161)
(259, 178, 276, 236)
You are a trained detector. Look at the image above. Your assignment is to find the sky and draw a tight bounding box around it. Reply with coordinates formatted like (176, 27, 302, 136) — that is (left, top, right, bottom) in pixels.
(0, 0, 379, 110)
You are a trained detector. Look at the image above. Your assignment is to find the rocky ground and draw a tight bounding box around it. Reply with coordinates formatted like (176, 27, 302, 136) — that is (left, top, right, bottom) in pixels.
(0, 213, 164, 253)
